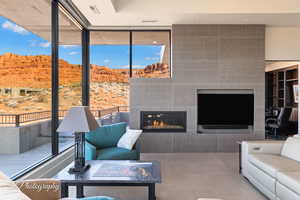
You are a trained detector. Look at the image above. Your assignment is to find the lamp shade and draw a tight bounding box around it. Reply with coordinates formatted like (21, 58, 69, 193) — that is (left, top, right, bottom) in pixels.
(57, 106, 99, 133)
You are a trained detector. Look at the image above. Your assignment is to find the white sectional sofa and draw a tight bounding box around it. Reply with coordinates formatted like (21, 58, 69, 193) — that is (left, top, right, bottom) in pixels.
(242, 136, 300, 200)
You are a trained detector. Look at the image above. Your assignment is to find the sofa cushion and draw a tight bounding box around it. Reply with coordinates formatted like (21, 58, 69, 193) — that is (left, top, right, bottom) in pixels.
(86, 122, 127, 149)
(96, 147, 139, 160)
(248, 154, 300, 178)
(0, 172, 31, 200)
(276, 181, 300, 200)
(281, 137, 300, 163)
(277, 171, 300, 196)
(248, 163, 276, 194)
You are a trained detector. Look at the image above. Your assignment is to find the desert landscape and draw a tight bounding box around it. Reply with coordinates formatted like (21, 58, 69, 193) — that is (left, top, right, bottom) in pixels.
(0, 53, 169, 114)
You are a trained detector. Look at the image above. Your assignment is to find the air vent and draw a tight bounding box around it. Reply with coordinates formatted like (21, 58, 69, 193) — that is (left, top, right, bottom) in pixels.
(142, 20, 159, 23)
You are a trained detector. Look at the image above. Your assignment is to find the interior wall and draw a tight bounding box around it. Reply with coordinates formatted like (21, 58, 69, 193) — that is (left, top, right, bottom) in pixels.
(130, 24, 265, 153)
(265, 27, 300, 60)
(265, 26, 300, 134)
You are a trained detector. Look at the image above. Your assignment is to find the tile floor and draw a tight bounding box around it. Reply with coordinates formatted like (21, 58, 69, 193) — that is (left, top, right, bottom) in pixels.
(0, 137, 73, 177)
(68, 153, 267, 200)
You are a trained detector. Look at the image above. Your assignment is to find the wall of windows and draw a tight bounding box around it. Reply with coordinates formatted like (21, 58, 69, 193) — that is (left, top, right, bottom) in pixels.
(0, 2, 52, 177)
(58, 7, 82, 152)
(0, 0, 171, 178)
(0, 0, 84, 178)
(90, 31, 130, 110)
(132, 31, 171, 78)
(89, 31, 171, 110)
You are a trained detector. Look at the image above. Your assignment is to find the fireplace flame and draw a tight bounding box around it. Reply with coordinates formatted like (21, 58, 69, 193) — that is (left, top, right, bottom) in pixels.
(144, 120, 183, 129)
(152, 120, 167, 128)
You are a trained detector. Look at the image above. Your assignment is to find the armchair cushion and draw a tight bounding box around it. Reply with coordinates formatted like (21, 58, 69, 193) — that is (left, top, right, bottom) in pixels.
(85, 141, 97, 160)
(96, 147, 139, 160)
(86, 122, 127, 149)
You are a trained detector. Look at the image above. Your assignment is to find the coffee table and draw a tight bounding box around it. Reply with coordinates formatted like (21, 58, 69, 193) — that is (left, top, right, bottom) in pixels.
(54, 160, 161, 200)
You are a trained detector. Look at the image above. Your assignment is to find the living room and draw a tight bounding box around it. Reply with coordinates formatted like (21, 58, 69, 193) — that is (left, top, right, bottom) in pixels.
(0, 0, 300, 200)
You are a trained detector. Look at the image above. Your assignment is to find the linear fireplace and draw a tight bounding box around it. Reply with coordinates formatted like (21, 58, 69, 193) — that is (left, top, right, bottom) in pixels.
(140, 111, 187, 132)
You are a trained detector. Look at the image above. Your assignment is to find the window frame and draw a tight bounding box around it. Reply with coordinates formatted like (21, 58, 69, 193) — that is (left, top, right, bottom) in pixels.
(11, 0, 171, 180)
(90, 30, 172, 78)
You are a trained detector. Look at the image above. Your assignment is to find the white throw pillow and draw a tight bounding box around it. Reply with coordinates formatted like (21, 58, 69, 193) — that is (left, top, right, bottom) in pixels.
(117, 129, 142, 150)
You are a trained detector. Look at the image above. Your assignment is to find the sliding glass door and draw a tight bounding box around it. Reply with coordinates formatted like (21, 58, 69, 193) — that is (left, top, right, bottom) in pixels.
(0, 0, 171, 178)
(58, 7, 83, 152)
(0, 1, 52, 177)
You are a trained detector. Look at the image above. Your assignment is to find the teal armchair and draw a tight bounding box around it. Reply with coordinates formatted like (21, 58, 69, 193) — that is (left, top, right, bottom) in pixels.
(85, 122, 140, 160)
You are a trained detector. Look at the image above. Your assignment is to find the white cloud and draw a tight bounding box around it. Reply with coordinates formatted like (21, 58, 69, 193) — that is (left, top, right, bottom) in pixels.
(118, 65, 144, 69)
(118, 65, 129, 69)
(145, 57, 159, 61)
(61, 45, 79, 49)
(39, 42, 50, 48)
(132, 65, 145, 69)
(69, 51, 79, 55)
(29, 40, 37, 47)
(104, 59, 111, 63)
(2, 21, 29, 35)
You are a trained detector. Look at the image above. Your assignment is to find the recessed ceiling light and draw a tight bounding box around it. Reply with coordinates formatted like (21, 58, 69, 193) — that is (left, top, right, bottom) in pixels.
(142, 20, 159, 23)
(89, 5, 101, 14)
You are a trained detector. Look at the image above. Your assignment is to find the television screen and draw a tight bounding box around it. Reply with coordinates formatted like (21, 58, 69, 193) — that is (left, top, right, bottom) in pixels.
(197, 94, 254, 126)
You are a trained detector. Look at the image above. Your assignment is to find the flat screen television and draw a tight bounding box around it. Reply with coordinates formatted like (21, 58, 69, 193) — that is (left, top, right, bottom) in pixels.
(197, 93, 254, 128)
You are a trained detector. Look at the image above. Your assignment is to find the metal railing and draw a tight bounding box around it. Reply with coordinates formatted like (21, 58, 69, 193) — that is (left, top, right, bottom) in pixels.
(0, 106, 129, 127)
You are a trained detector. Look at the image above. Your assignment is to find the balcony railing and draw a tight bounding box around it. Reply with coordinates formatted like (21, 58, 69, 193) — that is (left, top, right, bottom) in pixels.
(0, 106, 129, 127)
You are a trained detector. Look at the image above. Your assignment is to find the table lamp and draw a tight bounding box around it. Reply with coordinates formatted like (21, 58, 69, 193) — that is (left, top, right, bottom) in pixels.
(57, 106, 99, 173)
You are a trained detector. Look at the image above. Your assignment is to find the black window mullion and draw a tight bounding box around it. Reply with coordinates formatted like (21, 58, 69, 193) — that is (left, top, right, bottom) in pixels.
(82, 29, 90, 106)
(51, 0, 59, 156)
(129, 31, 133, 77)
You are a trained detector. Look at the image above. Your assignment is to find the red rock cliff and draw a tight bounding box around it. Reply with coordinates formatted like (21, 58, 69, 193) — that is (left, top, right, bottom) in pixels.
(0, 53, 170, 88)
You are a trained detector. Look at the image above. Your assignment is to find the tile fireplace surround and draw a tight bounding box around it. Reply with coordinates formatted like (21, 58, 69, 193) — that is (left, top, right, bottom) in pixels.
(130, 24, 265, 153)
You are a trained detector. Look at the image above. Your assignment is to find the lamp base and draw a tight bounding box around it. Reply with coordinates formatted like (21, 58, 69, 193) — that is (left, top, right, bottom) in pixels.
(68, 164, 90, 174)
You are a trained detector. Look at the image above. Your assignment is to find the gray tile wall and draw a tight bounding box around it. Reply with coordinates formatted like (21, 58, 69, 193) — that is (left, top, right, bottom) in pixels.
(130, 24, 265, 152)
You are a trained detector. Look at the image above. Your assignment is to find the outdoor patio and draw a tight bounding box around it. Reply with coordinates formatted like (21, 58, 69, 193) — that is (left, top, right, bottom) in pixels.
(0, 137, 73, 177)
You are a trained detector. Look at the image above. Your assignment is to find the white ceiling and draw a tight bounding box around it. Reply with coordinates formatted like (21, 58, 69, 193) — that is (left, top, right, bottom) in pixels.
(2, 0, 300, 45)
(0, 0, 81, 44)
(71, 0, 300, 27)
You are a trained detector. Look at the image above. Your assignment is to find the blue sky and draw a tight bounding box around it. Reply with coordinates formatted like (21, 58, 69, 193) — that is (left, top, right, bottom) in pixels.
(0, 16, 162, 69)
